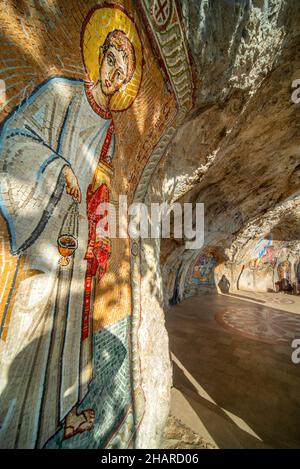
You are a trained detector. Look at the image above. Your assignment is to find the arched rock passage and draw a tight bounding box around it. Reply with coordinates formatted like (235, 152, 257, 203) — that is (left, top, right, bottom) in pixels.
(0, 0, 300, 450)
(135, 0, 300, 448)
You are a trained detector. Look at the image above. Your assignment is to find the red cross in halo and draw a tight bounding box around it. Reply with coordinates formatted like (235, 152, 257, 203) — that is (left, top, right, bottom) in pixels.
(155, 0, 169, 22)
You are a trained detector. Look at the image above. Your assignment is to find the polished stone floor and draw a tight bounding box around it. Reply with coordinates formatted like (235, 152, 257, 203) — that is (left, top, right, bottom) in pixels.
(166, 292, 300, 448)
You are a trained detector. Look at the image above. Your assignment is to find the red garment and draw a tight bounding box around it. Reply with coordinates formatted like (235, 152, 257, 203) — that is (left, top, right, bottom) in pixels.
(82, 183, 112, 340)
(82, 121, 114, 341)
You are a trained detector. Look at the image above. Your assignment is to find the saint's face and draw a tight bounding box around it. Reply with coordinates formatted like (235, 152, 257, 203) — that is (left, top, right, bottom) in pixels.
(100, 45, 129, 96)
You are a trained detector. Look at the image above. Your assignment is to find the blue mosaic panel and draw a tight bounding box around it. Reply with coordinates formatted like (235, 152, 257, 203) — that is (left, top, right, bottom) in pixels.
(46, 315, 133, 449)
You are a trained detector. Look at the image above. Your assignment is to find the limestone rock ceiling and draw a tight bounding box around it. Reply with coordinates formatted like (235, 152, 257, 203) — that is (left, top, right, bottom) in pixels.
(148, 0, 300, 294)
(180, 0, 288, 109)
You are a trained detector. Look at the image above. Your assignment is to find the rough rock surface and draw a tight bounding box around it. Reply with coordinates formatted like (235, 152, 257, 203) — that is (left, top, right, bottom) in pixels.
(161, 415, 216, 449)
(138, 0, 300, 447)
(148, 0, 300, 302)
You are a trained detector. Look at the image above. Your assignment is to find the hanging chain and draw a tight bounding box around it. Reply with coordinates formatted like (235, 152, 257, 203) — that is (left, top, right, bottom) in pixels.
(59, 201, 79, 238)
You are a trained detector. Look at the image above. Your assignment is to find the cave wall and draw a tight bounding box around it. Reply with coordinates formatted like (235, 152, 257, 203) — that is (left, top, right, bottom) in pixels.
(182, 220, 300, 298)
(156, 0, 300, 310)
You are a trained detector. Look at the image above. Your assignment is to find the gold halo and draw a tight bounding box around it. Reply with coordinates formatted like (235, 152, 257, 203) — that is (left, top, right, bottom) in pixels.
(81, 5, 143, 112)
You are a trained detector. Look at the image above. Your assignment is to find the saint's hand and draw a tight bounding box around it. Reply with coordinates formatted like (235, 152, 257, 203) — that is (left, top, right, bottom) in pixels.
(63, 166, 82, 203)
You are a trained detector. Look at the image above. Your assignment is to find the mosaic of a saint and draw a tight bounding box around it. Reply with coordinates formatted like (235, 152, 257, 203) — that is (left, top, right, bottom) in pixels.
(0, 6, 142, 448)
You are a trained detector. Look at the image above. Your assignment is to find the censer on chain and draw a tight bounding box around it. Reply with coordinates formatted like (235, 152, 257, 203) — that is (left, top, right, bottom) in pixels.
(57, 201, 79, 267)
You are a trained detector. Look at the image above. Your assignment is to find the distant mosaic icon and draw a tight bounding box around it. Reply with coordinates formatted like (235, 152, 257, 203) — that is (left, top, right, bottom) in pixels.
(150, 0, 173, 30)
